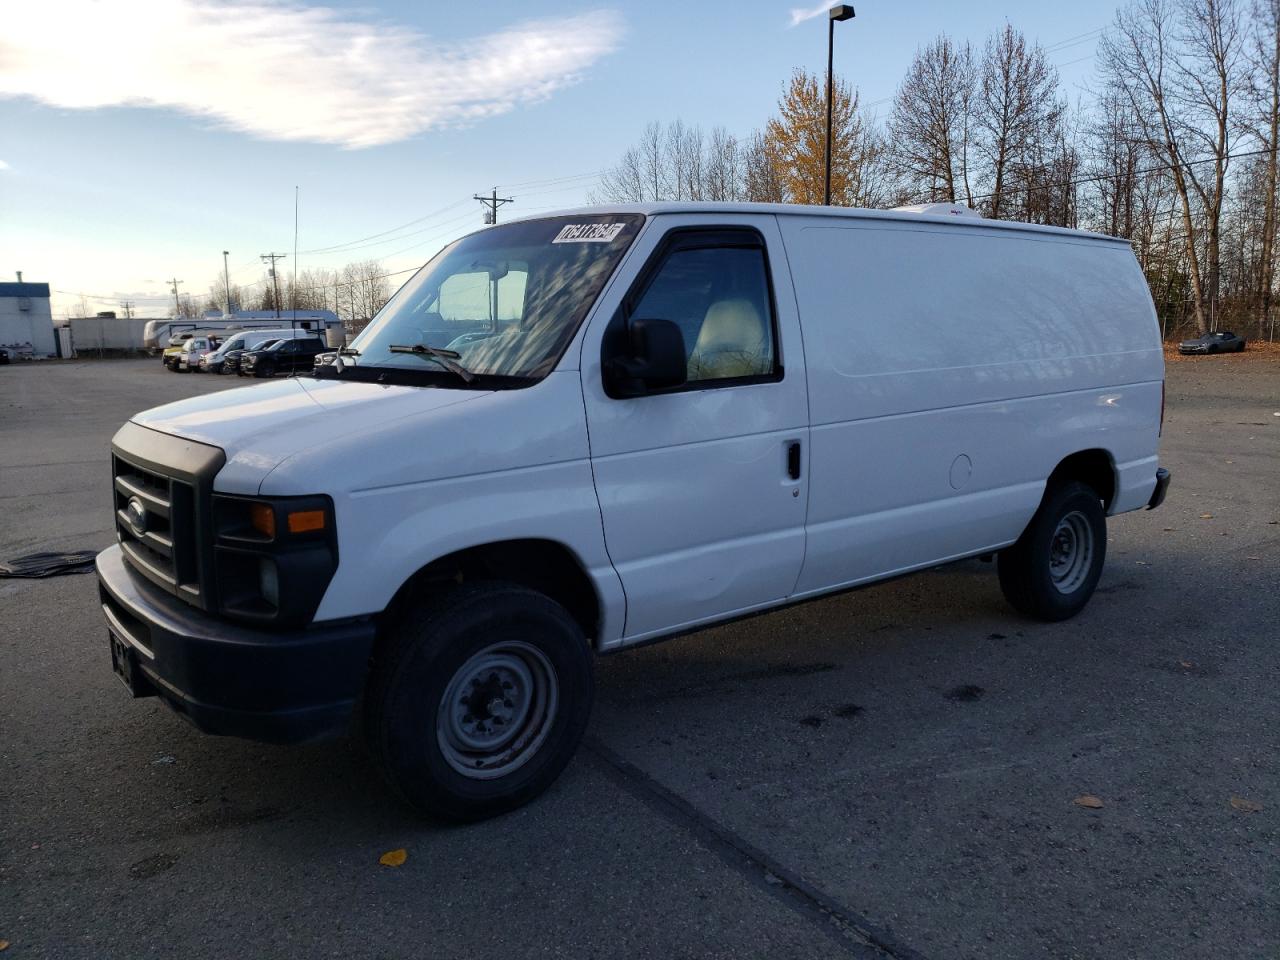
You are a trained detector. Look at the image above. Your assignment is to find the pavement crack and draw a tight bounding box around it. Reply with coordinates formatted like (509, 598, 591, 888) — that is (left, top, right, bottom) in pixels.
(584, 736, 929, 960)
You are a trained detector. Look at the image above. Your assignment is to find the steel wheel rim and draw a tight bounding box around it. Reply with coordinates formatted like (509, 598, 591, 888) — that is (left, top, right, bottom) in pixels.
(437, 641, 558, 780)
(1049, 510, 1093, 594)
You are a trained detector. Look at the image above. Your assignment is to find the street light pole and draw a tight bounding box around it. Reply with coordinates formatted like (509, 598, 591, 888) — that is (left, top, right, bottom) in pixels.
(222, 250, 232, 317)
(825, 4, 856, 207)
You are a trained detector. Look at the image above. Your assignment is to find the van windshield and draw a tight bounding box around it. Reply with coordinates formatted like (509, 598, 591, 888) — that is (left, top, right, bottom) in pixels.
(346, 214, 644, 384)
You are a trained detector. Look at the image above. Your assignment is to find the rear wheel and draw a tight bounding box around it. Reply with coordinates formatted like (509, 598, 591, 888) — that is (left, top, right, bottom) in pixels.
(998, 480, 1107, 621)
(365, 581, 593, 821)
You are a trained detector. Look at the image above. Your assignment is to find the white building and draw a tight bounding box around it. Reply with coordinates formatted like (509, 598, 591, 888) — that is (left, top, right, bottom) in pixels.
(0, 279, 56, 358)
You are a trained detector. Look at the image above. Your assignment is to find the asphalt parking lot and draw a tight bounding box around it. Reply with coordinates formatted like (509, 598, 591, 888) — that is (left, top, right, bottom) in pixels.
(1, 356, 1277, 959)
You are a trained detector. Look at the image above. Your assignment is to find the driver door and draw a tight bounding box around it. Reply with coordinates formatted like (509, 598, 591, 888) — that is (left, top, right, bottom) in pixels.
(579, 215, 810, 642)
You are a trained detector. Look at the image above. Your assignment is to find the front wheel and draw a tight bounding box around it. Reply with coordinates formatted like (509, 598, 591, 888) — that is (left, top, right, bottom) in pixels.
(998, 480, 1107, 621)
(365, 582, 594, 821)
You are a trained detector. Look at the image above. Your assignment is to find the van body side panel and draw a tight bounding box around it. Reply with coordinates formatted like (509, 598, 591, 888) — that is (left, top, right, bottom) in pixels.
(259, 372, 625, 640)
(579, 214, 811, 641)
(779, 218, 1162, 595)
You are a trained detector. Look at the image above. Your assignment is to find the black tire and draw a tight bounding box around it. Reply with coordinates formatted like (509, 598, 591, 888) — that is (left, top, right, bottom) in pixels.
(365, 581, 594, 822)
(253, 365, 269, 378)
(997, 480, 1107, 622)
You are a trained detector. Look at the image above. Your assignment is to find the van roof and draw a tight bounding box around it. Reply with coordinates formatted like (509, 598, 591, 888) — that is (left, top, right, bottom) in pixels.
(507, 202, 1129, 246)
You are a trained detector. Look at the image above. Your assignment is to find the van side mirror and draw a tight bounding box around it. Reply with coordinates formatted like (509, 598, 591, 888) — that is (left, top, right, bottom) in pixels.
(605, 318, 687, 396)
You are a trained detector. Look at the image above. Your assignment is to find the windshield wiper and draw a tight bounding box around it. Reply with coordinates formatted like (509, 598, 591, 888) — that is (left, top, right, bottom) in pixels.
(387, 344, 476, 383)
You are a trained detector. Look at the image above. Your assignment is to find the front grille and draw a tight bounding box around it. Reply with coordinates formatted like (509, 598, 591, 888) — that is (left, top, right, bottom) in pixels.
(110, 422, 225, 611)
(113, 456, 203, 603)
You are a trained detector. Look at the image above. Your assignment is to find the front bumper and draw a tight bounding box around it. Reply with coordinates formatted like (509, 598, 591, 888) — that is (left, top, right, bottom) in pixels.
(96, 544, 375, 744)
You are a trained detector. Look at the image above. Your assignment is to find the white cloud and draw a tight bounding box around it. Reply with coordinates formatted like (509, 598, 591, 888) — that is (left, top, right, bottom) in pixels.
(0, 159, 9, 171)
(0, 1, 623, 149)
(787, 2, 832, 27)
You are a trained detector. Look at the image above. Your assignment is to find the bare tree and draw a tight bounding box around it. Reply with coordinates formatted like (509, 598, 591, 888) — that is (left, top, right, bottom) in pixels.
(1244, 0, 1280, 337)
(889, 37, 977, 204)
(596, 121, 749, 202)
(595, 143, 647, 202)
(742, 130, 786, 202)
(1102, 0, 1244, 334)
(704, 127, 744, 201)
(975, 25, 1064, 218)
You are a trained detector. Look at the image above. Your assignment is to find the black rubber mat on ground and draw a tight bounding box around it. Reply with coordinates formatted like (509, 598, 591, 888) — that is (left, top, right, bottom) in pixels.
(0, 551, 98, 578)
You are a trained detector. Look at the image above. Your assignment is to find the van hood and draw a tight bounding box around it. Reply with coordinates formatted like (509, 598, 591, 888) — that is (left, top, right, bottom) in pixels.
(132, 377, 489, 492)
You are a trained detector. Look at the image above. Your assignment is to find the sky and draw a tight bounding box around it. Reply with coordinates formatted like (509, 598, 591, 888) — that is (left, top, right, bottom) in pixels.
(0, 0, 1123, 319)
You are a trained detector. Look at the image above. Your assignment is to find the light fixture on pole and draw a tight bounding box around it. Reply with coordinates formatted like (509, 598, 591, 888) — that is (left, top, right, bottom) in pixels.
(825, 4, 855, 207)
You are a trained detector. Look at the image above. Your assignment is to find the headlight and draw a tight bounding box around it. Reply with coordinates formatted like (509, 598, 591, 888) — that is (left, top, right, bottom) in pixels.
(211, 494, 337, 626)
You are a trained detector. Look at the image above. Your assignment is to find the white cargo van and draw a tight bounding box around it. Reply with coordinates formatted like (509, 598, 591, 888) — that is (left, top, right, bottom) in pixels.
(97, 203, 1169, 820)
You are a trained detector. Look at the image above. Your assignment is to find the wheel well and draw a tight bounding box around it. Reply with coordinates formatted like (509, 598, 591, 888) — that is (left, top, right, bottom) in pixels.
(1049, 449, 1116, 509)
(385, 539, 601, 644)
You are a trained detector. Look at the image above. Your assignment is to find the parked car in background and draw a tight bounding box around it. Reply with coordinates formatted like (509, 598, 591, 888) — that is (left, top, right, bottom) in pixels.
(161, 333, 195, 370)
(0, 346, 10, 365)
(219, 339, 280, 375)
(1178, 331, 1246, 354)
(175, 335, 222, 372)
(202, 329, 309, 374)
(143, 312, 344, 354)
(239, 337, 326, 377)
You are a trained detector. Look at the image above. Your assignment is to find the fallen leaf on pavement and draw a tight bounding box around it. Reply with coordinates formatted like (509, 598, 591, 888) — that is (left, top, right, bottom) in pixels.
(0, 939, 10, 951)
(1178, 660, 1194, 669)
(1074, 795, 1104, 809)
(379, 848, 407, 867)
(1230, 796, 1263, 813)
(1200, 513, 1214, 519)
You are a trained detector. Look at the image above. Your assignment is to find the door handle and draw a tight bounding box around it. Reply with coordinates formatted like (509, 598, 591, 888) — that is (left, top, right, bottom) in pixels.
(786, 441, 802, 481)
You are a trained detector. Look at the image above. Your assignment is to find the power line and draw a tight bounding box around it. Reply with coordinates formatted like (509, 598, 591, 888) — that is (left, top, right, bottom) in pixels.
(297, 198, 471, 255)
(499, 170, 603, 191)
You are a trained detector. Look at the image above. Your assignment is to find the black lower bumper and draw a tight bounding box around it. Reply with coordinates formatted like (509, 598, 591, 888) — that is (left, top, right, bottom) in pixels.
(1147, 467, 1171, 510)
(96, 544, 375, 744)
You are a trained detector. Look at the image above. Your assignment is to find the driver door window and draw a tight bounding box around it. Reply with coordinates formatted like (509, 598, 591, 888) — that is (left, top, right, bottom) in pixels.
(627, 243, 778, 386)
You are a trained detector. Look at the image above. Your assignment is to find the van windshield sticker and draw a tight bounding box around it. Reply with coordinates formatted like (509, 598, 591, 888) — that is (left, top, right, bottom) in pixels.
(552, 223, 627, 244)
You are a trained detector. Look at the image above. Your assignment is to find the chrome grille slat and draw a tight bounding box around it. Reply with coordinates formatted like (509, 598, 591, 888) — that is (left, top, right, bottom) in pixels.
(113, 475, 171, 518)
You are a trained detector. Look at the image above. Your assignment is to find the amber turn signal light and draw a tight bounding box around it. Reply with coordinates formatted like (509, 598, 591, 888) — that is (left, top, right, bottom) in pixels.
(287, 509, 326, 534)
(249, 502, 276, 538)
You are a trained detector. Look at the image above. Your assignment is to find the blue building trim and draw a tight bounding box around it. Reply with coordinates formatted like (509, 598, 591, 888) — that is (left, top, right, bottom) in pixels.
(0, 282, 52, 298)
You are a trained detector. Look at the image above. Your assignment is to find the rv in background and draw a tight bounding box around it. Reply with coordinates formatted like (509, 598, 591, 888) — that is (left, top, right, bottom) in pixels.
(142, 311, 343, 353)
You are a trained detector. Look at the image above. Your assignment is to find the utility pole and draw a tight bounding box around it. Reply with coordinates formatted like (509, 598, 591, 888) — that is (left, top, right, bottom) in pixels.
(474, 187, 513, 225)
(222, 250, 232, 317)
(260, 253, 287, 321)
(119, 300, 135, 319)
(166, 277, 184, 318)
